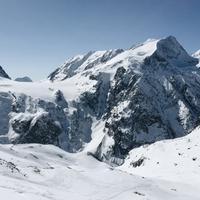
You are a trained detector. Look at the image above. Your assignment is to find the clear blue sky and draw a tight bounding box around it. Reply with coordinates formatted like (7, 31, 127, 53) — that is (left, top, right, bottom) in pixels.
(0, 0, 199, 80)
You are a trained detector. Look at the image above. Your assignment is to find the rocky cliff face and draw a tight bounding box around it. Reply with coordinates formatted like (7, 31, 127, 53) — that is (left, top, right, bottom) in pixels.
(0, 67, 12, 143)
(8, 92, 67, 146)
(0, 36, 200, 165)
(95, 37, 200, 164)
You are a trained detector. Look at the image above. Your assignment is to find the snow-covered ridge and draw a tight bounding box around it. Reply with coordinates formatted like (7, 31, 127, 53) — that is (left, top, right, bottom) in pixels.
(48, 49, 124, 81)
(49, 36, 199, 83)
(192, 49, 200, 67)
(48, 38, 160, 82)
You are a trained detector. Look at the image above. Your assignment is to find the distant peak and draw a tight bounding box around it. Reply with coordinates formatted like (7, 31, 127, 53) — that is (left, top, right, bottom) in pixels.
(0, 66, 11, 79)
(15, 76, 32, 82)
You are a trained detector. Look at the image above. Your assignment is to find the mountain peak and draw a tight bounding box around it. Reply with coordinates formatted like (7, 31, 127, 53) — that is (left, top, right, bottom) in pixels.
(154, 36, 199, 67)
(0, 66, 11, 79)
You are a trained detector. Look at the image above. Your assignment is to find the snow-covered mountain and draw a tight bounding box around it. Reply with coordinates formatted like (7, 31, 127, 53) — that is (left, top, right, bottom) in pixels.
(15, 76, 32, 82)
(192, 49, 200, 67)
(0, 36, 200, 164)
(0, 36, 200, 199)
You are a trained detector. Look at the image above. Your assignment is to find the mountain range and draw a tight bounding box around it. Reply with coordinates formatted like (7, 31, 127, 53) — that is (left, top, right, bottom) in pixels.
(0, 36, 200, 199)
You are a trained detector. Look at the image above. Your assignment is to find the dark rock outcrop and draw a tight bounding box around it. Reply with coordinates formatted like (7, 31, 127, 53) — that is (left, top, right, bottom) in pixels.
(0, 66, 11, 79)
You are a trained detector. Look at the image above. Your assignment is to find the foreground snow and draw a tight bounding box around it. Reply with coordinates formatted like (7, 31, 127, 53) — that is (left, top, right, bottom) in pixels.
(119, 126, 200, 196)
(1, 128, 200, 200)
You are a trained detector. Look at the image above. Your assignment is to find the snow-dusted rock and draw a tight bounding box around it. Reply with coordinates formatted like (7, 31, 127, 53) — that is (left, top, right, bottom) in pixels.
(10, 112, 61, 144)
(8, 94, 66, 146)
(0, 92, 13, 141)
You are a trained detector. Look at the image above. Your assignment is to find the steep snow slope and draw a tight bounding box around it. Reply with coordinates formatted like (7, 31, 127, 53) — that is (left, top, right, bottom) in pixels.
(119, 126, 200, 185)
(193, 49, 200, 67)
(0, 142, 200, 200)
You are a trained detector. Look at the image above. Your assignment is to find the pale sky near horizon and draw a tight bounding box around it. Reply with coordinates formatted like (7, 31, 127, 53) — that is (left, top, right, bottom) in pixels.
(0, 0, 199, 80)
